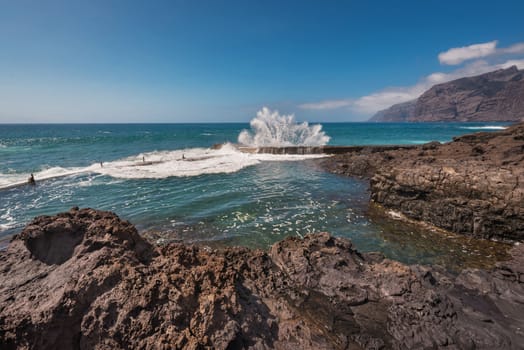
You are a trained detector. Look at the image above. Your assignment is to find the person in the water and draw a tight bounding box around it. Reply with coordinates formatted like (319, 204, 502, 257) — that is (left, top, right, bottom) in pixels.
(28, 173, 35, 185)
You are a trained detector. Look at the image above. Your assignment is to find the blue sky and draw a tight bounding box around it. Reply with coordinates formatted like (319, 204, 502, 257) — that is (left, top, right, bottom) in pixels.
(1, 0, 523, 123)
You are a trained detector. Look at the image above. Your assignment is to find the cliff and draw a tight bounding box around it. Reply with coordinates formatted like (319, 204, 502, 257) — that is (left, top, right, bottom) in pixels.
(1, 208, 523, 349)
(370, 66, 524, 122)
(370, 100, 417, 122)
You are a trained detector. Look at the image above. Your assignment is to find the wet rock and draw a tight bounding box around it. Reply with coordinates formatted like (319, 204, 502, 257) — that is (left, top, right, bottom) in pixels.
(321, 123, 524, 241)
(1, 209, 524, 349)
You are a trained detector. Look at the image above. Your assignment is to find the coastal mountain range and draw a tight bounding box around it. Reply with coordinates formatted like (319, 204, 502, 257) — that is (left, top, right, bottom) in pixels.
(370, 65, 524, 122)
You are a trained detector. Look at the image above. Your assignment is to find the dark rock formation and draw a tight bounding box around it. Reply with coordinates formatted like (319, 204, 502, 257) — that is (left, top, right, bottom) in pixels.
(321, 123, 524, 241)
(370, 100, 417, 122)
(371, 66, 524, 122)
(1, 208, 524, 349)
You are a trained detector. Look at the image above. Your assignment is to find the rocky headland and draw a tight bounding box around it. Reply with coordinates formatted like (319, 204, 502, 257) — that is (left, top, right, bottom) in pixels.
(321, 122, 524, 242)
(370, 66, 524, 122)
(1, 207, 523, 349)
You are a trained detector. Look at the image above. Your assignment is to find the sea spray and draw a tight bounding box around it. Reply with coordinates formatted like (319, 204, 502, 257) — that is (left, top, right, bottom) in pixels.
(0, 123, 512, 269)
(0, 144, 326, 188)
(238, 107, 330, 146)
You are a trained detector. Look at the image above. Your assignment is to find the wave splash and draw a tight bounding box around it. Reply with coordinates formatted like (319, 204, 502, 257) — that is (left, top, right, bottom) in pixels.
(238, 107, 330, 147)
(0, 144, 326, 189)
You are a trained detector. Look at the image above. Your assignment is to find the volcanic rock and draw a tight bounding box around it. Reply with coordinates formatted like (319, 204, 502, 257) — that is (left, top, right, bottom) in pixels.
(1, 208, 524, 349)
(370, 100, 417, 122)
(371, 66, 524, 122)
(321, 123, 524, 241)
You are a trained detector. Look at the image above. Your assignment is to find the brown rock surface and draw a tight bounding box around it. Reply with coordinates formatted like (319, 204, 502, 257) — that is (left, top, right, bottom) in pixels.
(321, 123, 524, 241)
(1, 208, 524, 349)
(371, 66, 524, 122)
(370, 100, 417, 122)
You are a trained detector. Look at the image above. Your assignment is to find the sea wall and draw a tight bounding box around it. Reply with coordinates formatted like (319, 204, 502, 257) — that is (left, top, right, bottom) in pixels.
(321, 123, 524, 241)
(237, 145, 414, 155)
(1, 208, 523, 349)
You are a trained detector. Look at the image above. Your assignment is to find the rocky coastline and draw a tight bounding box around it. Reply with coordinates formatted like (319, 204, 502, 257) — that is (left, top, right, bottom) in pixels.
(1, 208, 523, 349)
(321, 122, 524, 242)
(1, 124, 523, 349)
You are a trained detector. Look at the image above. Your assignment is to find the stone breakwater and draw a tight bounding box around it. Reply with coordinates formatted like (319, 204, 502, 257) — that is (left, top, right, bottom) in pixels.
(1, 208, 524, 349)
(321, 123, 524, 241)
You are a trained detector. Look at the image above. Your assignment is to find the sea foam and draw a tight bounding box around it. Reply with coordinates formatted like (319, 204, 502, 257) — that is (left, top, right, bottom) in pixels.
(92, 143, 325, 179)
(460, 126, 507, 130)
(0, 109, 329, 186)
(238, 107, 330, 146)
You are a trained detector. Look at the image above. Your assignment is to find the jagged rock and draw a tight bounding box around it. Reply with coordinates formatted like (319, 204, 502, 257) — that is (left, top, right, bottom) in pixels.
(1, 208, 524, 349)
(371, 66, 524, 122)
(321, 123, 524, 241)
(370, 100, 417, 122)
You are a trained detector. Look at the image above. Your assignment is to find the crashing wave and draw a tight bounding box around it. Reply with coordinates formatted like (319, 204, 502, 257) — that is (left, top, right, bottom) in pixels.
(0, 144, 326, 188)
(238, 107, 330, 147)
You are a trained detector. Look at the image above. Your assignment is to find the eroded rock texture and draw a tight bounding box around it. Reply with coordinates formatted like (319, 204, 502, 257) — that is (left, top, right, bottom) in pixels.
(1, 208, 523, 349)
(322, 123, 524, 241)
(371, 66, 524, 122)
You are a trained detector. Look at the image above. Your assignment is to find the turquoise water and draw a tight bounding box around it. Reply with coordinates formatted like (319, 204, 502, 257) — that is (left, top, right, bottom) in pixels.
(0, 121, 511, 267)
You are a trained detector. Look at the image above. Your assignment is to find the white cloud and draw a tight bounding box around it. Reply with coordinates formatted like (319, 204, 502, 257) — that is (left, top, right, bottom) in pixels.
(351, 86, 426, 114)
(300, 58, 524, 115)
(299, 40, 524, 115)
(353, 58, 524, 113)
(298, 99, 353, 110)
(502, 42, 524, 55)
(497, 59, 524, 69)
(438, 41, 498, 65)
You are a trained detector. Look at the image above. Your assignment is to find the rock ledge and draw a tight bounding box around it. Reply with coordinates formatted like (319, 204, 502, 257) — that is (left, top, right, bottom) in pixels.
(1, 208, 523, 349)
(321, 123, 524, 241)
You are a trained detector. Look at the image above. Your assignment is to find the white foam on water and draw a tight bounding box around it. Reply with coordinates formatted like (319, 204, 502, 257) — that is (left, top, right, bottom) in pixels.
(90, 143, 326, 179)
(0, 208, 17, 232)
(460, 126, 508, 130)
(0, 144, 327, 188)
(238, 107, 330, 146)
(251, 152, 326, 162)
(0, 174, 25, 189)
(0, 167, 91, 190)
(408, 140, 433, 144)
(90, 144, 258, 179)
(0, 166, 87, 190)
(0, 109, 331, 188)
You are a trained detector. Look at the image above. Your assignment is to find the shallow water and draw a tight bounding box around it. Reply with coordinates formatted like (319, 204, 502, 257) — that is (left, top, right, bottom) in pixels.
(0, 120, 513, 269)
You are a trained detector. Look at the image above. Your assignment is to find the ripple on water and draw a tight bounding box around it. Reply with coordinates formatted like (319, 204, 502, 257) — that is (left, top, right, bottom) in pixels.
(364, 204, 512, 272)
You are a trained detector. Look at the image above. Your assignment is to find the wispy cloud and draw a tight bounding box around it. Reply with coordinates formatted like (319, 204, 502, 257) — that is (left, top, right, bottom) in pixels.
(503, 42, 524, 55)
(299, 41, 524, 115)
(438, 41, 524, 65)
(299, 99, 353, 110)
(438, 41, 498, 65)
(350, 86, 426, 114)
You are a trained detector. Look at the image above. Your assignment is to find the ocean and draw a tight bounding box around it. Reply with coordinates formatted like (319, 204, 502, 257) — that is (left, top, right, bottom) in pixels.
(0, 115, 512, 270)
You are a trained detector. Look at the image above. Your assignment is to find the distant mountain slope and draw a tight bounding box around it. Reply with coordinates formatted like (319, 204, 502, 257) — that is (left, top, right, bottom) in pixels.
(370, 66, 524, 122)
